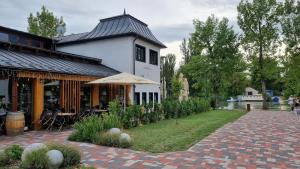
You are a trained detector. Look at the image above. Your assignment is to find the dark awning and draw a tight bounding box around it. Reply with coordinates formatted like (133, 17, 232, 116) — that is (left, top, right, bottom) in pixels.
(0, 49, 119, 77)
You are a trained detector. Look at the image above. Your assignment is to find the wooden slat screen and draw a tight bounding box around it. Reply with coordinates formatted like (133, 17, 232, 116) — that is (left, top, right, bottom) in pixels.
(61, 80, 81, 114)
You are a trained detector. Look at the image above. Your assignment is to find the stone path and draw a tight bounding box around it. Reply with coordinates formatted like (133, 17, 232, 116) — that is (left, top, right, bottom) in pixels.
(1, 111, 300, 168)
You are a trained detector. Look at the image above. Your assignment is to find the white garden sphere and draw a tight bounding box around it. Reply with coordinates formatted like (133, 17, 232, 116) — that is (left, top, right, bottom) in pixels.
(119, 133, 132, 144)
(21, 143, 47, 161)
(47, 150, 64, 168)
(109, 128, 121, 135)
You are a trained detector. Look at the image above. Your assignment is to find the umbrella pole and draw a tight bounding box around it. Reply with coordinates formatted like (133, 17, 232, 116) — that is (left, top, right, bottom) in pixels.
(124, 85, 126, 111)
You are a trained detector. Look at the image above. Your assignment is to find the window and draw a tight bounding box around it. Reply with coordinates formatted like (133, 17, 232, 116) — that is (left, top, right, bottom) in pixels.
(44, 80, 60, 111)
(150, 50, 158, 65)
(136, 45, 146, 62)
(154, 93, 158, 103)
(149, 92, 153, 105)
(80, 85, 91, 111)
(100, 85, 109, 109)
(9, 34, 18, 43)
(134, 92, 140, 105)
(142, 92, 147, 105)
(32, 40, 41, 48)
(0, 32, 8, 42)
(19, 36, 29, 46)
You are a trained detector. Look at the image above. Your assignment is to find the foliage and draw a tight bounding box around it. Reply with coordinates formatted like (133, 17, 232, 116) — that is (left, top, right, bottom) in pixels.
(162, 98, 210, 119)
(108, 99, 122, 116)
(94, 132, 132, 148)
(278, 0, 300, 97)
(0, 151, 9, 167)
(27, 6, 66, 38)
(171, 76, 183, 100)
(180, 38, 192, 64)
(122, 105, 142, 129)
(161, 54, 176, 97)
(237, 0, 280, 109)
(47, 143, 81, 167)
(182, 15, 244, 108)
(4, 144, 24, 162)
(69, 113, 121, 142)
(94, 132, 120, 147)
(127, 110, 244, 153)
(20, 148, 50, 169)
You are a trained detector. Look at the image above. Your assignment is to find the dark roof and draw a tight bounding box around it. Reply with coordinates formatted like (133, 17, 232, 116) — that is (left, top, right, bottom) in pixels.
(57, 14, 166, 48)
(0, 48, 119, 77)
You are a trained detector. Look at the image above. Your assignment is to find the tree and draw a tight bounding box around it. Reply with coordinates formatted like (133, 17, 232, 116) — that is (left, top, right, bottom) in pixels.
(237, 0, 280, 109)
(182, 15, 243, 108)
(161, 54, 176, 98)
(278, 0, 300, 97)
(27, 6, 66, 38)
(171, 75, 183, 100)
(180, 38, 192, 64)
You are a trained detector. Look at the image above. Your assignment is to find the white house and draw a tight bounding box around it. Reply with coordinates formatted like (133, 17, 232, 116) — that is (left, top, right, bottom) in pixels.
(56, 13, 166, 104)
(237, 87, 263, 101)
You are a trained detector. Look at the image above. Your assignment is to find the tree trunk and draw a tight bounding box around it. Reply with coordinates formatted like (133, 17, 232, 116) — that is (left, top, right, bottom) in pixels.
(261, 80, 268, 109)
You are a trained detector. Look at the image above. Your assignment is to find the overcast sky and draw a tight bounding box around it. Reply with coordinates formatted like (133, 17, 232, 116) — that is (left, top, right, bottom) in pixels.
(0, 0, 241, 66)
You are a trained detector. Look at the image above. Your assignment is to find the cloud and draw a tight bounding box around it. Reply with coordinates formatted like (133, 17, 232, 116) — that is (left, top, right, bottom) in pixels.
(151, 23, 194, 43)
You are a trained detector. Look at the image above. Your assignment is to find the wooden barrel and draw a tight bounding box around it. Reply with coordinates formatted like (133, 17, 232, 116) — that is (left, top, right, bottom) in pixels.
(5, 112, 25, 136)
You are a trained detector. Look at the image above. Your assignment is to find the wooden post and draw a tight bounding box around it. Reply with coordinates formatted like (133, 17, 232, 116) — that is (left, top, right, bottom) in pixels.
(126, 85, 132, 106)
(11, 79, 18, 112)
(33, 78, 44, 129)
(60, 80, 65, 109)
(91, 84, 99, 107)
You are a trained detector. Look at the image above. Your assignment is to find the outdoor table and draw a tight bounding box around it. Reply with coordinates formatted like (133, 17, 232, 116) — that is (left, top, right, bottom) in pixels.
(93, 109, 108, 117)
(57, 112, 76, 125)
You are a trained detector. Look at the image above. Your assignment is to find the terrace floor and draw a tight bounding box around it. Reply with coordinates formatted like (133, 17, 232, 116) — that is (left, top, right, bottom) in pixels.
(1, 110, 300, 169)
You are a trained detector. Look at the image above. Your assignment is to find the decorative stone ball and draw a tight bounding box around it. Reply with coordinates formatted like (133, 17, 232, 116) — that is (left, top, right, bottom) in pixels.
(21, 143, 47, 161)
(47, 150, 64, 168)
(119, 133, 132, 144)
(108, 128, 121, 135)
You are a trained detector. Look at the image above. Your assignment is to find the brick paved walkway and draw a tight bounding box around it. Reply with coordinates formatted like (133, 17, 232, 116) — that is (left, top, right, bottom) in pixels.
(1, 111, 300, 168)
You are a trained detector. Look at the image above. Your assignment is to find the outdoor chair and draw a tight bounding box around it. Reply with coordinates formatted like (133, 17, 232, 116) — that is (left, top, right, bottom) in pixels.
(39, 109, 53, 129)
(0, 113, 6, 135)
(48, 109, 65, 131)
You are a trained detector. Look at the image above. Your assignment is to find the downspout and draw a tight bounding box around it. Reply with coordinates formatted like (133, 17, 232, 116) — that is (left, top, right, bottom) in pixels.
(132, 36, 138, 104)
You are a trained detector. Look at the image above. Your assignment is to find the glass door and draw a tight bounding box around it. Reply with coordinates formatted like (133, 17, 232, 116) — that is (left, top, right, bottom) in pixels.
(18, 78, 33, 131)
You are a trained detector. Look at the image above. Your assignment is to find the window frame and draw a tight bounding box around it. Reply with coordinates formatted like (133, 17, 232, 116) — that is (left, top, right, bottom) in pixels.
(149, 49, 158, 65)
(135, 44, 146, 62)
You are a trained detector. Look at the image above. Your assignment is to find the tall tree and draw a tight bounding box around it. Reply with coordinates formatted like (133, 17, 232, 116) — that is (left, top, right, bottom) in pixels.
(180, 38, 192, 64)
(28, 6, 66, 38)
(182, 15, 243, 108)
(278, 0, 300, 96)
(237, 0, 279, 109)
(161, 54, 176, 98)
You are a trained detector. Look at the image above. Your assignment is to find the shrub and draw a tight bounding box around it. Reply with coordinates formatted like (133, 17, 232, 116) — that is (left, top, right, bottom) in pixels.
(47, 143, 81, 167)
(0, 151, 8, 167)
(122, 105, 142, 128)
(4, 144, 24, 162)
(20, 148, 50, 169)
(108, 99, 122, 116)
(94, 132, 120, 147)
(69, 113, 121, 142)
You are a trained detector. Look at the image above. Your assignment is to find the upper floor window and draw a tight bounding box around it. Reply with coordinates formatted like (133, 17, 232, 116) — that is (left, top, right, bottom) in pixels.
(9, 34, 18, 44)
(136, 45, 146, 62)
(0, 32, 9, 42)
(150, 50, 158, 65)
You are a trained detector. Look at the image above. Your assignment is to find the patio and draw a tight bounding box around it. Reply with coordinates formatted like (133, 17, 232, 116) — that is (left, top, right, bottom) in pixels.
(0, 110, 299, 168)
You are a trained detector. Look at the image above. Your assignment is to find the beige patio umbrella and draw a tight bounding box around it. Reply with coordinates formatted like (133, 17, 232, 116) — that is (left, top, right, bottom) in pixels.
(87, 72, 160, 110)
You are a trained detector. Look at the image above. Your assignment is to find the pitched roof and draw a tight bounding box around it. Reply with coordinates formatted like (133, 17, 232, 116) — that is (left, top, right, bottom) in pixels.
(0, 48, 119, 77)
(57, 14, 166, 48)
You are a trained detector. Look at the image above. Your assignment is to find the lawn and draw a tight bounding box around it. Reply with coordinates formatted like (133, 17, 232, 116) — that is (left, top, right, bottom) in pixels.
(126, 110, 244, 153)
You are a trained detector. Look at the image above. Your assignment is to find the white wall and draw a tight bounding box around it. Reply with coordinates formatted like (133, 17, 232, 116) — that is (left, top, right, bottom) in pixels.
(57, 37, 161, 103)
(134, 39, 161, 103)
(57, 37, 134, 73)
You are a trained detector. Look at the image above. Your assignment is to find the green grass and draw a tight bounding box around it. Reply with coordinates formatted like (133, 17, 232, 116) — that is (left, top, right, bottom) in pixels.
(126, 110, 245, 153)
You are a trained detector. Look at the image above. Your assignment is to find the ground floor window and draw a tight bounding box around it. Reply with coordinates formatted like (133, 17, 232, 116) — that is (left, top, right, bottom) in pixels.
(80, 85, 91, 111)
(18, 78, 33, 130)
(134, 92, 140, 105)
(0, 79, 11, 113)
(142, 92, 147, 105)
(149, 92, 154, 105)
(44, 80, 60, 111)
(100, 85, 109, 109)
(154, 92, 158, 103)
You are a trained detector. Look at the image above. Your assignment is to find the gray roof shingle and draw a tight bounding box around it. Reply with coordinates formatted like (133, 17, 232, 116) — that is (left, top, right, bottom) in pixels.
(0, 49, 119, 77)
(58, 14, 166, 48)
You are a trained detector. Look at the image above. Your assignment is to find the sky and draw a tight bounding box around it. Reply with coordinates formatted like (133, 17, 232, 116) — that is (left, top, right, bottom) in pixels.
(0, 0, 241, 66)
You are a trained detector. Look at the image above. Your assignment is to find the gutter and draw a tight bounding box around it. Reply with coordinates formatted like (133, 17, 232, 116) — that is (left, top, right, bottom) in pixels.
(132, 36, 138, 103)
